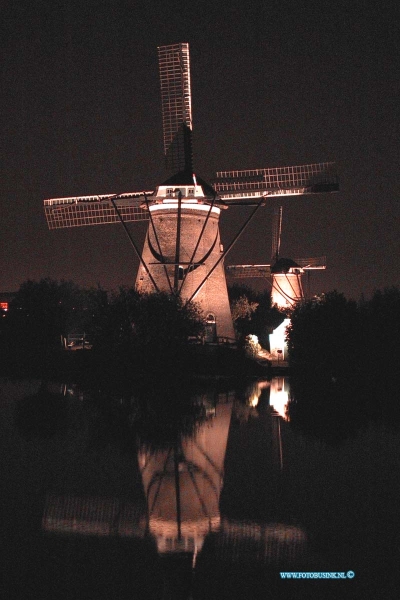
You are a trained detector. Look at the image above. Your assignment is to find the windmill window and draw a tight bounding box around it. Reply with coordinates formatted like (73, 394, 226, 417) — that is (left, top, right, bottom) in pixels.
(206, 313, 216, 323)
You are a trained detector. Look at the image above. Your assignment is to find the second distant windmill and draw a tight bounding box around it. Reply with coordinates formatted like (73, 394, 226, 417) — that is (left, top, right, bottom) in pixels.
(226, 206, 327, 308)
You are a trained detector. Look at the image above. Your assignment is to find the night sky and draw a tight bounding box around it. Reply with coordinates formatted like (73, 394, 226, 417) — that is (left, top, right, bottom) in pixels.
(1, 0, 399, 300)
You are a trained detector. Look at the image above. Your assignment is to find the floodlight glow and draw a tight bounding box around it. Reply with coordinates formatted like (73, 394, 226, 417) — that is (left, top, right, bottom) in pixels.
(270, 377, 290, 420)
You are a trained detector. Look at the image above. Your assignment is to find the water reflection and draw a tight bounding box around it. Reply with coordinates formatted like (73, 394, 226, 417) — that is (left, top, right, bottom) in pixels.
(139, 399, 231, 558)
(14, 381, 69, 438)
(4, 375, 399, 598)
(200, 519, 307, 565)
(269, 377, 290, 420)
(239, 377, 290, 420)
(39, 378, 307, 574)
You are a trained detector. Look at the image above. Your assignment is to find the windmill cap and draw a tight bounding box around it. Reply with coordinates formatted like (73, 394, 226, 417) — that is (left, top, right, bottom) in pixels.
(271, 258, 300, 273)
(162, 171, 216, 197)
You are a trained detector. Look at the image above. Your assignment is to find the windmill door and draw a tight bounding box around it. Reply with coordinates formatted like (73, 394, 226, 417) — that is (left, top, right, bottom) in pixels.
(204, 314, 217, 343)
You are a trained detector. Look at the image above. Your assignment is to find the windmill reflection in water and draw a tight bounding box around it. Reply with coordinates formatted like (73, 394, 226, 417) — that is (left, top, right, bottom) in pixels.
(42, 378, 306, 572)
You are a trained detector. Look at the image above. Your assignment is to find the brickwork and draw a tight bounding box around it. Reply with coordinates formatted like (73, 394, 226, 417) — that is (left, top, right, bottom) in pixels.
(271, 273, 303, 308)
(136, 204, 235, 340)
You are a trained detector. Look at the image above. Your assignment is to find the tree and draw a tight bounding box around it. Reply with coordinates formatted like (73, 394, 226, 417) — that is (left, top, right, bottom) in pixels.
(228, 284, 284, 346)
(286, 291, 361, 375)
(250, 289, 285, 347)
(286, 291, 365, 443)
(130, 292, 204, 360)
(85, 286, 139, 353)
(360, 287, 400, 424)
(362, 287, 400, 365)
(284, 287, 400, 440)
(230, 295, 259, 323)
(8, 279, 85, 352)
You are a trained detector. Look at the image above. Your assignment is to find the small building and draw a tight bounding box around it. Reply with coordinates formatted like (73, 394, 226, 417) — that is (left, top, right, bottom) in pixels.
(0, 291, 16, 313)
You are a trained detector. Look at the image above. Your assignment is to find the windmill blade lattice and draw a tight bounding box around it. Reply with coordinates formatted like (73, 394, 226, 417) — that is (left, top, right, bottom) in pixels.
(225, 265, 271, 279)
(158, 43, 193, 173)
(44, 192, 151, 230)
(293, 256, 327, 270)
(214, 162, 338, 204)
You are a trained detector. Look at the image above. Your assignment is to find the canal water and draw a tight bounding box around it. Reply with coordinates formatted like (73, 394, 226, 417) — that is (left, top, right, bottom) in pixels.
(1, 376, 399, 599)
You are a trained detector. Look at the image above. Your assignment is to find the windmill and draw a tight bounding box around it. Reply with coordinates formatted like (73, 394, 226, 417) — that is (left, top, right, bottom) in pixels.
(226, 206, 327, 309)
(44, 43, 338, 342)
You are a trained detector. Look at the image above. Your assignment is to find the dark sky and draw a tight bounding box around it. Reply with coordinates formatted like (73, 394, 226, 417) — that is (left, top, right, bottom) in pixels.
(1, 0, 399, 300)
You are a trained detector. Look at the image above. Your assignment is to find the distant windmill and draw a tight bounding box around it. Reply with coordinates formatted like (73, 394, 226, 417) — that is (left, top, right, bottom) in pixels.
(44, 43, 338, 341)
(226, 205, 327, 309)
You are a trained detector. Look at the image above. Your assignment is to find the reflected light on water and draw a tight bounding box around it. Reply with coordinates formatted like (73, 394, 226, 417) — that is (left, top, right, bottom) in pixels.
(43, 495, 147, 537)
(246, 379, 270, 408)
(140, 401, 232, 555)
(39, 380, 308, 574)
(250, 394, 259, 407)
(212, 520, 307, 565)
(42, 397, 233, 561)
(42, 496, 307, 565)
(269, 377, 290, 420)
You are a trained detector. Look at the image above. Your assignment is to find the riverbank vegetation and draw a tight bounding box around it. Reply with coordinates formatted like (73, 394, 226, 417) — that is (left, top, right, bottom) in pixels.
(0, 280, 204, 377)
(228, 284, 284, 347)
(286, 288, 400, 440)
(2, 279, 399, 397)
(0, 279, 266, 380)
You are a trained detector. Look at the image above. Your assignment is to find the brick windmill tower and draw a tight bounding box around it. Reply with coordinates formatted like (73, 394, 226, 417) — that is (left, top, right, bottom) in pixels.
(44, 43, 338, 343)
(135, 45, 234, 341)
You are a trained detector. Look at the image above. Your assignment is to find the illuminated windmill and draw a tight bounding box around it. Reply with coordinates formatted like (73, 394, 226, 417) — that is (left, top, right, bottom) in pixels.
(138, 400, 232, 557)
(226, 206, 327, 309)
(42, 389, 233, 562)
(44, 43, 338, 341)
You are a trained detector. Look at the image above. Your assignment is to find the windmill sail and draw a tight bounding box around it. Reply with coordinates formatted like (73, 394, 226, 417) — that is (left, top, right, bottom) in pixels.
(214, 162, 339, 203)
(225, 265, 271, 279)
(43, 192, 151, 230)
(293, 256, 327, 270)
(271, 206, 283, 263)
(158, 43, 193, 173)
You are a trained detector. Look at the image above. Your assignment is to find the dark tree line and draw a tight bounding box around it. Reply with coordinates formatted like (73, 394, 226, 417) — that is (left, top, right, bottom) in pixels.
(0, 279, 204, 377)
(228, 284, 284, 348)
(0, 278, 282, 379)
(1, 279, 88, 371)
(286, 288, 400, 441)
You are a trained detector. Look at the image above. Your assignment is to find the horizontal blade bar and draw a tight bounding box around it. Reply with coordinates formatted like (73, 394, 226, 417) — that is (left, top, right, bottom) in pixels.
(217, 186, 338, 204)
(44, 193, 151, 230)
(225, 264, 271, 278)
(44, 191, 154, 205)
(214, 161, 339, 199)
(294, 256, 327, 269)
